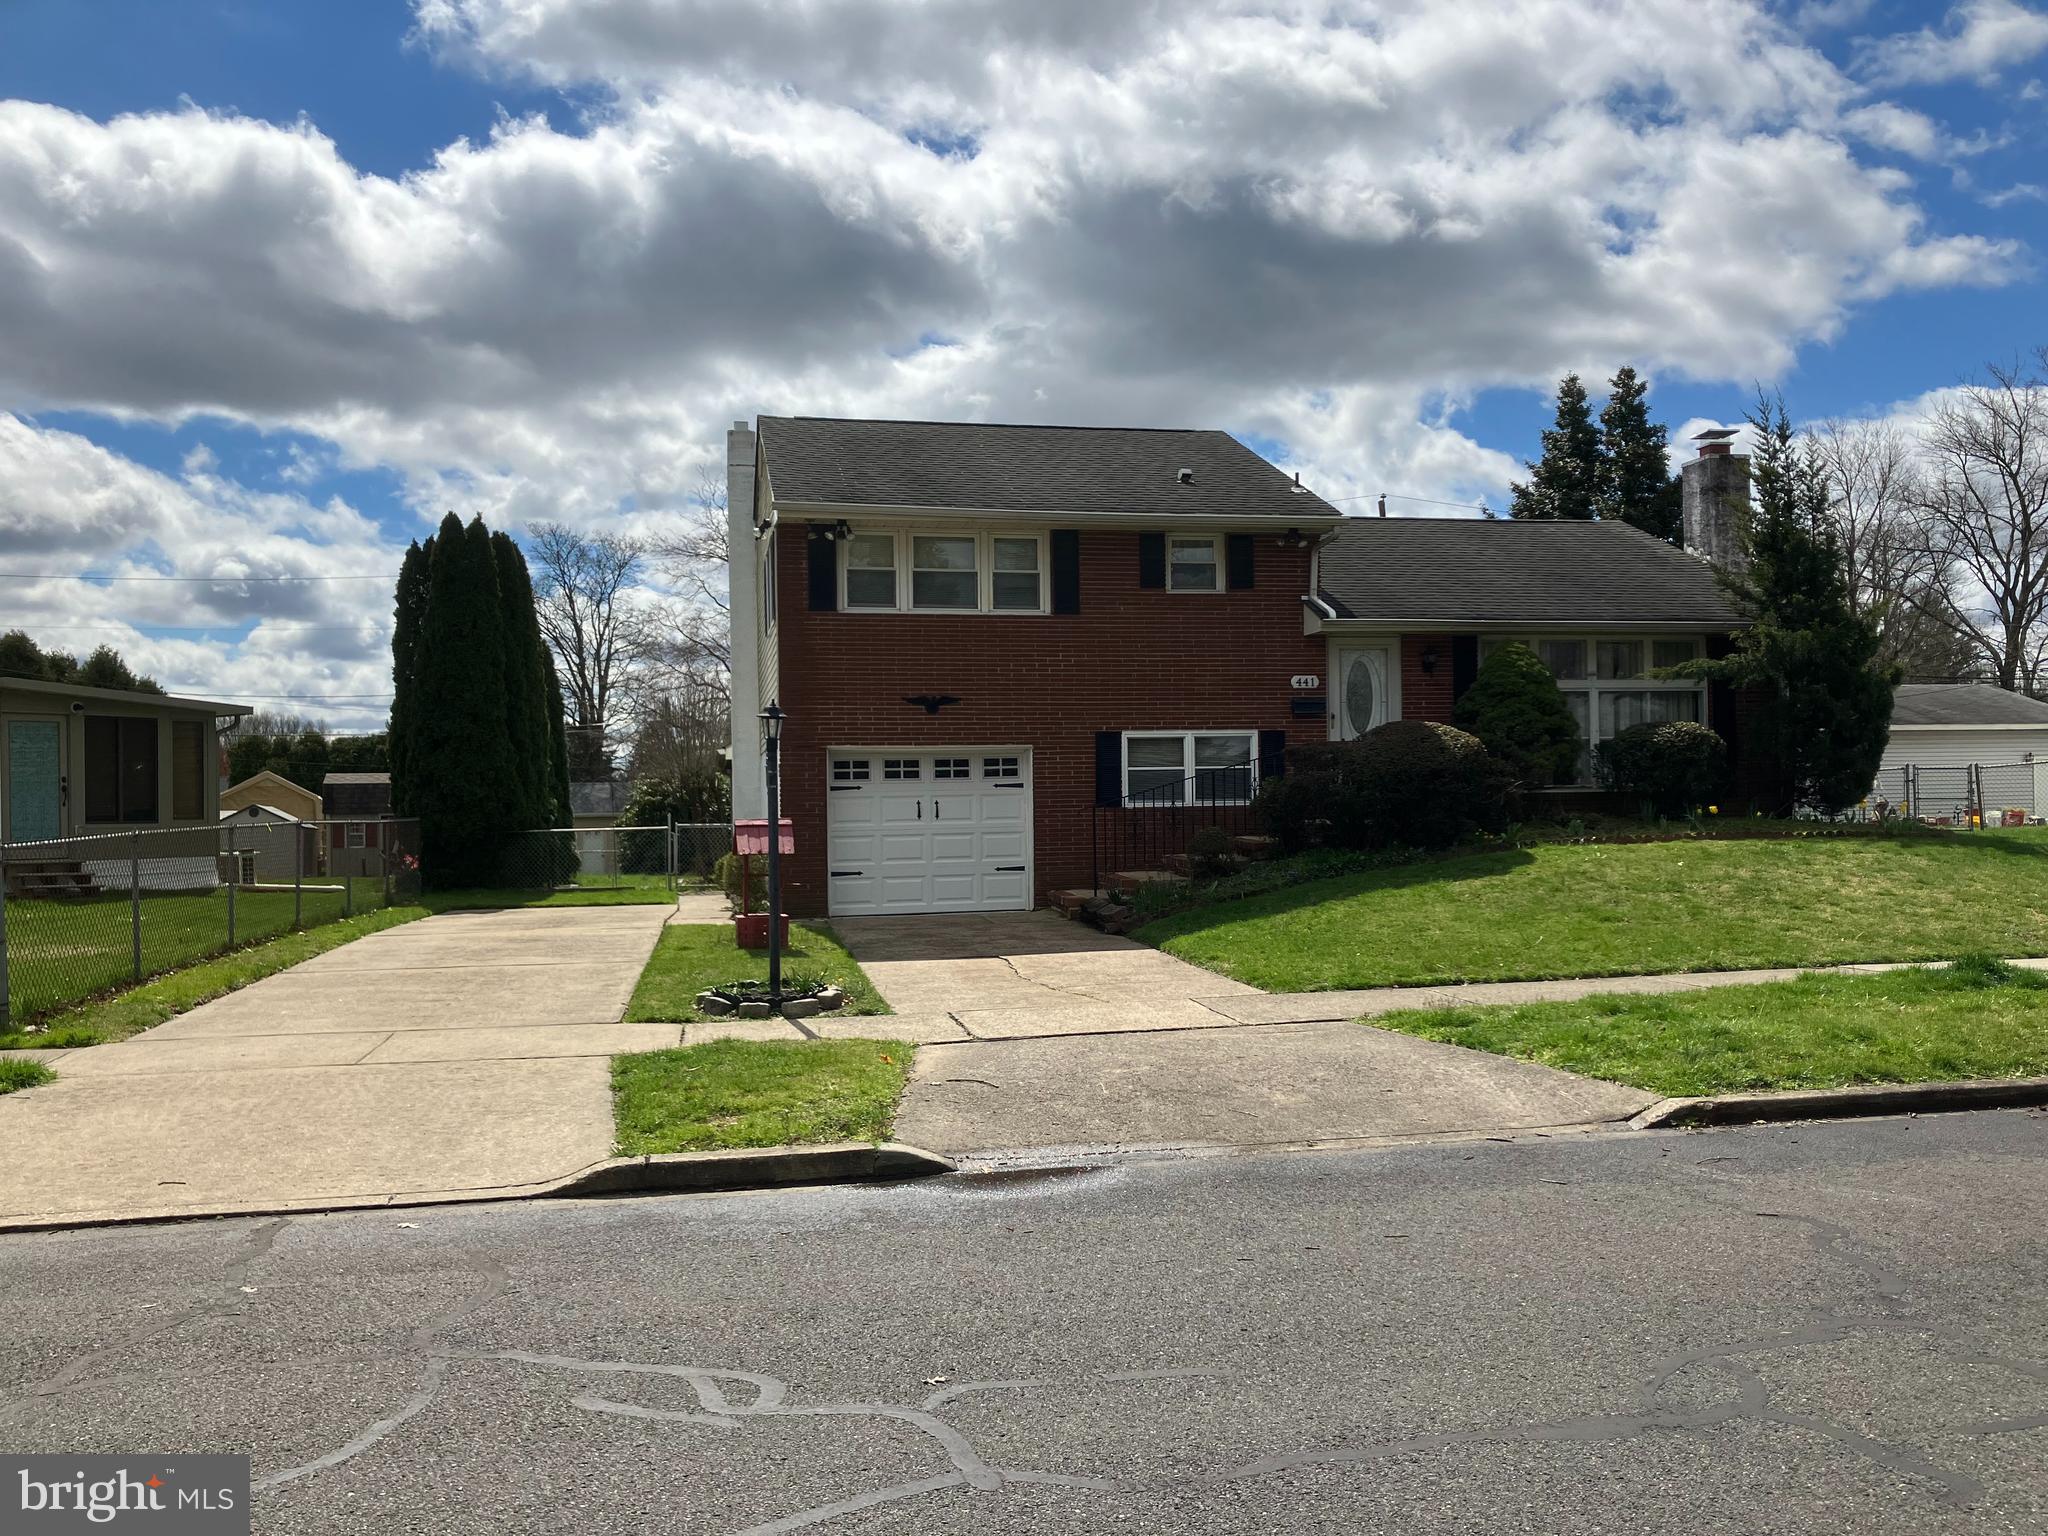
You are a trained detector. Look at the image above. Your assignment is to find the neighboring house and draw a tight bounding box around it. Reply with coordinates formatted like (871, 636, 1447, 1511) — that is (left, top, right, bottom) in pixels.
(221, 769, 325, 827)
(322, 771, 393, 877)
(217, 802, 319, 886)
(1878, 684, 2048, 823)
(1, 678, 252, 888)
(723, 416, 1759, 918)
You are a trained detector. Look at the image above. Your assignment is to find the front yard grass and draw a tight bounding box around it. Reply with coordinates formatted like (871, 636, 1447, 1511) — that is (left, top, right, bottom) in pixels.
(0, 1058, 56, 1095)
(624, 922, 889, 1022)
(422, 884, 676, 911)
(1377, 955, 2048, 1097)
(1137, 831, 2048, 991)
(612, 1038, 913, 1153)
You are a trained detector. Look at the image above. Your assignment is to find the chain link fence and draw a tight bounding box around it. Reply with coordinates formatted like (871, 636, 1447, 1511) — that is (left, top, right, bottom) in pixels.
(488, 822, 728, 894)
(1860, 764, 2042, 828)
(2, 817, 422, 1029)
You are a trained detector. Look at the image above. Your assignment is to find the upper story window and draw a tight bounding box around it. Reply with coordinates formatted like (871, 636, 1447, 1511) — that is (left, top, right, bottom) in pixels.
(838, 529, 1049, 615)
(1168, 536, 1220, 592)
(845, 534, 898, 608)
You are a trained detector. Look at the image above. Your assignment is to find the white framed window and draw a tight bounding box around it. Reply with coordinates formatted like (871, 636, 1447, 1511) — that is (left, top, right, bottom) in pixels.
(990, 535, 1044, 610)
(933, 757, 971, 779)
(911, 534, 979, 610)
(983, 755, 1020, 779)
(1479, 634, 1707, 785)
(844, 533, 898, 609)
(883, 758, 921, 780)
(1122, 730, 1257, 805)
(1168, 536, 1221, 592)
(345, 822, 366, 849)
(831, 758, 870, 782)
(836, 528, 1049, 615)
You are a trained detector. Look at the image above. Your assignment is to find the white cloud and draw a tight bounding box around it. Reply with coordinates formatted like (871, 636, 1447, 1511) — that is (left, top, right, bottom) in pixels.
(1857, 0, 2048, 86)
(0, 0, 2029, 709)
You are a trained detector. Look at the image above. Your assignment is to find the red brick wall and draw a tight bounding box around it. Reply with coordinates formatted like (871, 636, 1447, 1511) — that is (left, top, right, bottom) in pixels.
(769, 527, 1327, 913)
(1400, 633, 1456, 723)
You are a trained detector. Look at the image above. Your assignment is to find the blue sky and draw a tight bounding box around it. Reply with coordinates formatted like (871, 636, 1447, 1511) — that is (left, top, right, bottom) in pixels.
(2, 0, 2044, 723)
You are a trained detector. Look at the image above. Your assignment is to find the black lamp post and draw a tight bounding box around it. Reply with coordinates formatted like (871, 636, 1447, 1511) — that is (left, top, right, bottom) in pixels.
(760, 701, 786, 1003)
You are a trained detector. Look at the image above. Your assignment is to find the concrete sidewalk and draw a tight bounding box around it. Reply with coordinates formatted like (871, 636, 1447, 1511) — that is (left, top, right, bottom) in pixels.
(0, 904, 675, 1226)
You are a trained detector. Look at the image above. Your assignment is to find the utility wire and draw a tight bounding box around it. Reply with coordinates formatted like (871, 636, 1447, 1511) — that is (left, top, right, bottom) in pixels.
(1322, 490, 1493, 512)
(0, 571, 398, 583)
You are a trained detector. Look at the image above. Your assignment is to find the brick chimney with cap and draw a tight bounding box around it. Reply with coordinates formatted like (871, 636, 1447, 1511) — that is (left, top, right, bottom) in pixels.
(1681, 428, 1750, 573)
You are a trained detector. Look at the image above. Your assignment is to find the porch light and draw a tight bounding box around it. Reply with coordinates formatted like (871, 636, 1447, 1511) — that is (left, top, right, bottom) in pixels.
(760, 702, 785, 743)
(831, 520, 852, 541)
(1419, 644, 1440, 675)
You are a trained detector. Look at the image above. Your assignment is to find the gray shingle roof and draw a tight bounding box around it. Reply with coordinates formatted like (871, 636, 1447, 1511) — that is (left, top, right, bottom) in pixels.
(1317, 517, 1744, 626)
(757, 416, 1341, 519)
(1892, 683, 2048, 727)
(321, 772, 391, 818)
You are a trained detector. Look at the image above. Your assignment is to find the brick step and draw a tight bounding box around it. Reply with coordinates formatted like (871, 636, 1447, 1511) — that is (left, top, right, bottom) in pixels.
(1232, 834, 1278, 860)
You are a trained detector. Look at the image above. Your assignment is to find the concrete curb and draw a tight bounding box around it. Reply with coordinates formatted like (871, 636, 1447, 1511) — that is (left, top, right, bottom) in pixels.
(0, 1142, 956, 1235)
(1629, 1075, 2048, 1130)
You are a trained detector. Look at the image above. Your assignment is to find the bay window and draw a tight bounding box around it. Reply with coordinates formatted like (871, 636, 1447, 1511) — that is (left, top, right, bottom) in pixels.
(1480, 635, 1707, 786)
(1122, 730, 1257, 805)
(837, 528, 1049, 614)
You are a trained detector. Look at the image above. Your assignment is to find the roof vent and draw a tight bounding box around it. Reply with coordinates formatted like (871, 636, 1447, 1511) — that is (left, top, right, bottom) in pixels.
(1177, 466, 1195, 485)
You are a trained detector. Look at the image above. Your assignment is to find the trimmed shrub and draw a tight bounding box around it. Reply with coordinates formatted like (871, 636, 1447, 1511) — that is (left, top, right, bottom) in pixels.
(1452, 641, 1581, 787)
(1187, 825, 1235, 878)
(1597, 720, 1727, 818)
(713, 852, 765, 909)
(1256, 720, 1512, 851)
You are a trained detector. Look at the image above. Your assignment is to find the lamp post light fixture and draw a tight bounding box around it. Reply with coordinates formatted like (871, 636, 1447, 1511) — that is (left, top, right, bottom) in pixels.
(759, 701, 786, 1003)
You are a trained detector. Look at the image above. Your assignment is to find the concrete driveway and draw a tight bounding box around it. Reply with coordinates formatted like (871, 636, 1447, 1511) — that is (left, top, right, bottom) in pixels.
(0, 905, 676, 1228)
(835, 912, 1656, 1159)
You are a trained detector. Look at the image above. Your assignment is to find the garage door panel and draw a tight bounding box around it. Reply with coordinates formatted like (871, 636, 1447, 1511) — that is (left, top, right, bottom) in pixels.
(827, 749, 1033, 916)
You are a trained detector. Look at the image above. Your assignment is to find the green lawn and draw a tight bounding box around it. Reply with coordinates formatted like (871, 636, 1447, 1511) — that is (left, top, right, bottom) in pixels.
(1137, 831, 2048, 991)
(0, 1058, 56, 1095)
(421, 884, 676, 911)
(612, 1038, 913, 1153)
(625, 922, 889, 1022)
(1378, 955, 2048, 1096)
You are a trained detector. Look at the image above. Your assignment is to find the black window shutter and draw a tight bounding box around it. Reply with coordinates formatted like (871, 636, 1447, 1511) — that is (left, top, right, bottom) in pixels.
(1451, 635, 1479, 701)
(1051, 530, 1081, 613)
(1226, 533, 1255, 590)
(1258, 729, 1287, 780)
(1137, 532, 1166, 589)
(806, 525, 837, 611)
(1095, 730, 1123, 807)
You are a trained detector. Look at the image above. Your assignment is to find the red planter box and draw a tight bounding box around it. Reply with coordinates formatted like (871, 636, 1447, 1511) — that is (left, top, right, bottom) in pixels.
(734, 913, 791, 950)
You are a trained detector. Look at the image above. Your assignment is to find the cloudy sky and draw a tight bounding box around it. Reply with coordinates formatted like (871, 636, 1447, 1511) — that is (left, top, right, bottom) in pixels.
(2, 0, 2044, 731)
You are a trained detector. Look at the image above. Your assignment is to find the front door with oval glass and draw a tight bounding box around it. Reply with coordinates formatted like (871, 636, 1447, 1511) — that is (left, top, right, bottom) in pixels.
(1334, 647, 1390, 740)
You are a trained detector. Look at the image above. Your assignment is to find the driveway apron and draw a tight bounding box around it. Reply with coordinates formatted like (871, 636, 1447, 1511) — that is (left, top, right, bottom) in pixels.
(835, 911, 1656, 1158)
(0, 905, 675, 1226)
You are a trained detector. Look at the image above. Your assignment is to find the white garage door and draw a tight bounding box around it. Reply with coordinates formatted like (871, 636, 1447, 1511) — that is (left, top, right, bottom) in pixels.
(826, 749, 1032, 916)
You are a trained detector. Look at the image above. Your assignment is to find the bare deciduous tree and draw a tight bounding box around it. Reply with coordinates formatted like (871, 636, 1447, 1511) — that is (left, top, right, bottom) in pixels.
(1912, 350, 2048, 692)
(527, 523, 649, 780)
(630, 471, 734, 762)
(1809, 417, 1974, 680)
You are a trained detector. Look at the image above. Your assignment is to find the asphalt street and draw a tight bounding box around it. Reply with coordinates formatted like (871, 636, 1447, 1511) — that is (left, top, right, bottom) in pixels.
(2, 1112, 2045, 1534)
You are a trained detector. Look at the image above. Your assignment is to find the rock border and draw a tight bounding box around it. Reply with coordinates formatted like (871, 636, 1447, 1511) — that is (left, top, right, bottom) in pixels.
(1630, 1074, 2048, 1130)
(696, 984, 848, 1021)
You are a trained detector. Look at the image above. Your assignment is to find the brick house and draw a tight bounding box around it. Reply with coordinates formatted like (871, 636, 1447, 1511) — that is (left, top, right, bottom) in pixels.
(727, 416, 1748, 918)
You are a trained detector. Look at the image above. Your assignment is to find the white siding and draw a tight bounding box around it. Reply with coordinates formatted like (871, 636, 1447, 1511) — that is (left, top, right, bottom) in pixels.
(1879, 728, 2048, 773)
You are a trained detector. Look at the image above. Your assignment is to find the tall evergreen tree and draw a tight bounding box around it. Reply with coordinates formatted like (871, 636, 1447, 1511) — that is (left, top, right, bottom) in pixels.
(543, 649, 572, 826)
(491, 530, 552, 830)
(1597, 365, 1683, 543)
(1510, 373, 1602, 521)
(409, 514, 516, 884)
(1688, 393, 1899, 815)
(389, 538, 430, 816)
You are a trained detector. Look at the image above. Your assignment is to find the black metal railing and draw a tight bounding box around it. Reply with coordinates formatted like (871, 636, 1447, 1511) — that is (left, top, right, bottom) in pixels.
(1091, 766, 1259, 895)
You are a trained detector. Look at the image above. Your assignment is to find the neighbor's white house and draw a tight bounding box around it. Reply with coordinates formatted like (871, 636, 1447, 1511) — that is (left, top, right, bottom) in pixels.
(1, 676, 252, 888)
(1876, 683, 2048, 824)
